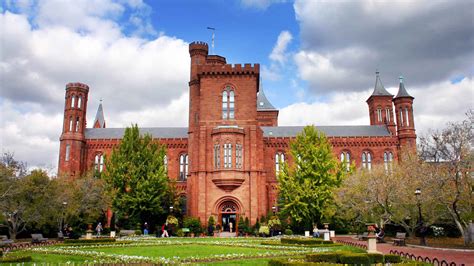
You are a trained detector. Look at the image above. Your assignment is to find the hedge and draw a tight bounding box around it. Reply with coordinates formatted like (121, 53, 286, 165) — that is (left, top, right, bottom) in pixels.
(339, 254, 370, 265)
(268, 259, 336, 266)
(306, 253, 341, 263)
(367, 253, 384, 264)
(0, 254, 32, 263)
(64, 238, 116, 244)
(384, 254, 402, 263)
(281, 238, 333, 245)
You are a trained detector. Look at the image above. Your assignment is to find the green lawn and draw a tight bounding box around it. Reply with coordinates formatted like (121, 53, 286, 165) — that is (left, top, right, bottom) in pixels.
(1, 237, 363, 264)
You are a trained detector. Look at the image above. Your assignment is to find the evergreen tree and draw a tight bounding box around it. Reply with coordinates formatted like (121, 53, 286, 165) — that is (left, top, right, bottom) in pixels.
(103, 125, 171, 228)
(277, 126, 346, 227)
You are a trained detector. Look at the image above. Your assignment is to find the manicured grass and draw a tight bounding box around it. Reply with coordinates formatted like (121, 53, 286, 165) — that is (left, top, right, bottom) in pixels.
(3, 251, 88, 263)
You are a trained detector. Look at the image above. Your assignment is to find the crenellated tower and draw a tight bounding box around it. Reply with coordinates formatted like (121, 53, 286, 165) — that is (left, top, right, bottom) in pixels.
(393, 76, 416, 151)
(366, 71, 396, 135)
(58, 82, 89, 178)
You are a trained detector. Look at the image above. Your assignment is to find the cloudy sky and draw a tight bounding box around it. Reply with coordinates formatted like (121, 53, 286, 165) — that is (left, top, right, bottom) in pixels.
(1, 0, 473, 173)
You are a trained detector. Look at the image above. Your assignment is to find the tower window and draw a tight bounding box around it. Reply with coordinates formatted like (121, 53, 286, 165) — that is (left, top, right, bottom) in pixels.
(95, 154, 104, 172)
(385, 108, 391, 122)
(179, 154, 188, 181)
(236, 144, 242, 169)
(214, 144, 220, 169)
(164, 155, 168, 172)
(65, 145, 70, 162)
(77, 96, 82, 109)
(376, 108, 382, 122)
(384, 151, 393, 172)
(275, 152, 285, 174)
(224, 143, 232, 168)
(362, 151, 372, 170)
(69, 117, 73, 132)
(75, 117, 80, 132)
(340, 151, 351, 171)
(222, 87, 235, 119)
(71, 96, 75, 108)
(405, 107, 410, 127)
(399, 108, 404, 126)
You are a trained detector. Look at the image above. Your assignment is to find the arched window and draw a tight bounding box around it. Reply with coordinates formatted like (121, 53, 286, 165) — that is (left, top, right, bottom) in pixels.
(385, 108, 391, 122)
(222, 86, 235, 119)
(164, 155, 168, 172)
(75, 117, 80, 132)
(71, 95, 75, 108)
(275, 152, 285, 174)
(179, 154, 188, 181)
(384, 151, 393, 172)
(362, 151, 372, 170)
(399, 108, 404, 126)
(340, 151, 351, 171)
(224, 143, 232, 168)
(376, 108, 382, 122)
(236, 144, 242, 169)
(65, 144, 70, 162)
(405, 107, 410, 126)
(77, 96, 82, 109)
(214, 144, 220, 169)
(95, 154, 104, 172)
(69, 117, 73, 132)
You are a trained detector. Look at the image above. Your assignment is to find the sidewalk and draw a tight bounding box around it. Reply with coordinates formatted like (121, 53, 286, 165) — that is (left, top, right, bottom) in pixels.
(334, 236, 474, 266)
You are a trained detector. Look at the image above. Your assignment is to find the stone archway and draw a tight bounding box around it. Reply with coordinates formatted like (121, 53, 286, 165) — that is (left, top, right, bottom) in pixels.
(214, 197, 243, 233)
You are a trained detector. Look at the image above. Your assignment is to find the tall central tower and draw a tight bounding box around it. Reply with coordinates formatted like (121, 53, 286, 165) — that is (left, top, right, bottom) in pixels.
(186, 41, 267, 226)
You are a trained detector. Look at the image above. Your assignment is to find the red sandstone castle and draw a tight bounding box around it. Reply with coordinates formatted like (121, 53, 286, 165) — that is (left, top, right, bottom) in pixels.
(58, 41, 416, 229)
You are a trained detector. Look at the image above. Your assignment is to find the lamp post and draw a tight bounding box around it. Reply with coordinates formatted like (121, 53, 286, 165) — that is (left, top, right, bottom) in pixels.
(61, 201, 68, 233)
(169, 206, 174, 214)
(272, 206, 276, 215)
(414, 188, 426, 246)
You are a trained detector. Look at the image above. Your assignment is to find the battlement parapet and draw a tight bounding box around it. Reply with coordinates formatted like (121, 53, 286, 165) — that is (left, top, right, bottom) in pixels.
(199, 63, 260, 76)
(66, 82, 89, 91)
(189, 41, 209, 56)
(206, 55, 227, 65)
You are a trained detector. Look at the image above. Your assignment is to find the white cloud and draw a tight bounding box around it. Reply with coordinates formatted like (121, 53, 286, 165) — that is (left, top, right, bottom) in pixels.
(279, 77, 474, 136)
(240, 0, 286, 10)
(269, 31, 293, 65)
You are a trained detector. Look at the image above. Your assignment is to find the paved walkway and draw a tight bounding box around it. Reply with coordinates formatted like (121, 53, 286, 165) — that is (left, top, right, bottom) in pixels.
(334, 236, 474, 266)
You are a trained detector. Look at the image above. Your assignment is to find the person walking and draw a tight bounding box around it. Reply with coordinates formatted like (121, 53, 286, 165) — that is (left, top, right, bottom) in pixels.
(313, 225, 320, 238)
(95, 222, 103, 237)
(144, 222, 149, 236)
(161, 223, 169, 238)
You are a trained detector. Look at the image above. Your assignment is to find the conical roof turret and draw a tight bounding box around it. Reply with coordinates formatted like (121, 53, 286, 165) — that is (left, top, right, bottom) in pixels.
(257, 87, 277, 111)
(93, 101, 106, 128)
(395, 76, 414, 99)
(370, 71, 392, 97)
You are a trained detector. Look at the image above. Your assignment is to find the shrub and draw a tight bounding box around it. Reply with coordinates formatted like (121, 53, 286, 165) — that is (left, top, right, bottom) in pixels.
(134, 229, 142, 235)
(176, 229, 184, 237)
(183, 217, 202, 235)
(208, 215, 216, 226)
(384, 254, 402, 263)
(268, 216, 282, 230)
(339, 254, 370, 265)
(306, 253, 340, 263)
(0, 254, 32, 263)
(166, 215, 179, 225)
(367, 253, 384, 264)
(64, 238, 116, 244)
(259, 225, 270, 236)
(285, 228, 293, 235)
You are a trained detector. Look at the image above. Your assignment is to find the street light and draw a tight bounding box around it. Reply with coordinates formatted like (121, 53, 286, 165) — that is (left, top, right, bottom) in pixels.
(414, 188, 426, 246)
(272, 206, 276, 215)
(169, 206, 174, 214)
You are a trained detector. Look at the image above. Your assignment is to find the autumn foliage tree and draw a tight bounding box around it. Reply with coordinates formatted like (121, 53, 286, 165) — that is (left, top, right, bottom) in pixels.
(278, 126, 346, 229)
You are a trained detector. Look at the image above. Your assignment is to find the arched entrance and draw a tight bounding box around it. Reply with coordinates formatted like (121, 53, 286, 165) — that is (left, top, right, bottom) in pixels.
(220, 201, 238, 232)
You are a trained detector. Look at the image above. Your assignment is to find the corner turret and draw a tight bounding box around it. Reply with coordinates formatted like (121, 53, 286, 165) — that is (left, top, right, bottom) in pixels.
(393, 76, 416, 151)
(366, 71, 396, 134)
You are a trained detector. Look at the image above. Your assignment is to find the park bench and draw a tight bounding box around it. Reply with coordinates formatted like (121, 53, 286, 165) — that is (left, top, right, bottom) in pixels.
(57, 231, 65, 241)
(393, 232, 406, 246)
(0, 235, 14, 246)
(119, 230, 136, 237)
(31, 233, 48, 243)
(358, 232, 369, 241)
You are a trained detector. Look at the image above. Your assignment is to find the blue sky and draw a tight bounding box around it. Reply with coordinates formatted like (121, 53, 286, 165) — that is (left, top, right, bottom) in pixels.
(0, 0, 472, 171)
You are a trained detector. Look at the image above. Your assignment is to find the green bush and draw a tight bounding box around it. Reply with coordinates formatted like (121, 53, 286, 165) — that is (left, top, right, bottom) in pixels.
(367, 253, 384, 264)
(281, 238, 332, 245)
(134, 229, 142, 235)
(268, 258, 337, 266)
(167, 215, 179, 225)
(183, 217, 202, 235)
(0, 254, 32, 263)
(285, 228, 293, 235)
(306, 253, 340, 263)
(339, 254, 370, 265)
(384, 254, 402, 263)
(64, 238, 116, 244)
(259, 225, 270, 236)
(176, 229, 184, 237)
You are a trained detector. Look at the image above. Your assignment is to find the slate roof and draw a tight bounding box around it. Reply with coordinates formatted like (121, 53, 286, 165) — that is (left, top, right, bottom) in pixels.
(261, 125, 391, 137)
(370, 71, 392, 97)
(85, 127, 188, 139)
(93, 103, 106, 128)
(394, 76, 413, 99)
(257, 89, 277, 111)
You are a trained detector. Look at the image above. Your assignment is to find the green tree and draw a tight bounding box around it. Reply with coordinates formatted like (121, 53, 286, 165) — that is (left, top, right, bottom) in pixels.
(277, 126, 346, 228)
(103, 125, 172, 228)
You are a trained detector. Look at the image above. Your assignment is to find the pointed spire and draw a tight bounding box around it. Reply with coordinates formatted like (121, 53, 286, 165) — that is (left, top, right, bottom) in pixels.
(395, 75, 414, 99)
(257, 82, 277, 111)
(93, 100, 106, 128)
(370, 70, 392, 97)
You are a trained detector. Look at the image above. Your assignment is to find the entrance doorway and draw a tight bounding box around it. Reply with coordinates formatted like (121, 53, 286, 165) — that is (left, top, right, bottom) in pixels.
(219, 201, 239, 232)
(221, 214, 236, 232)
